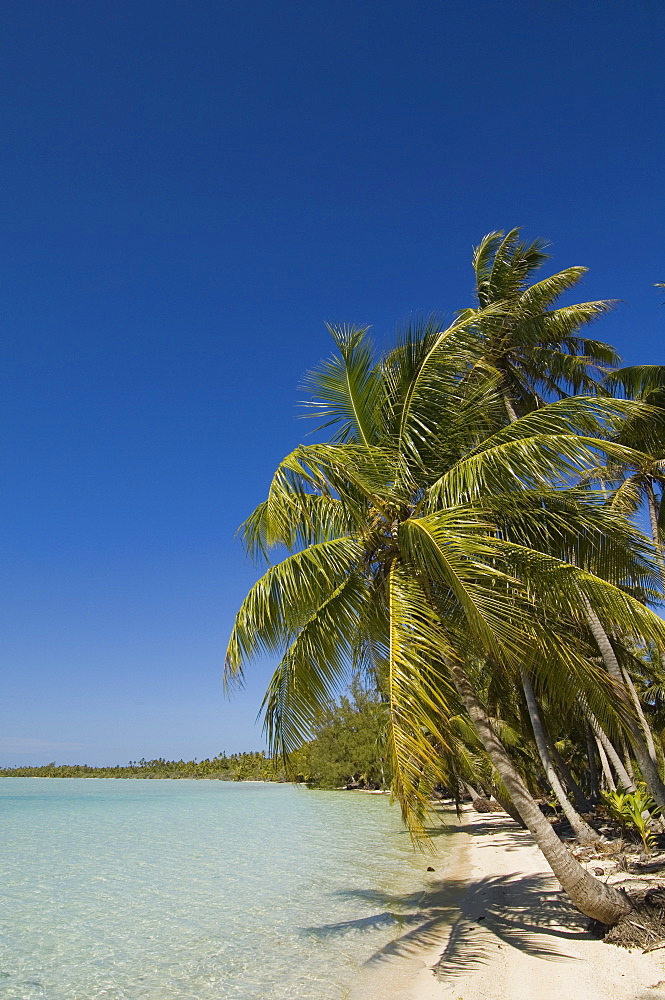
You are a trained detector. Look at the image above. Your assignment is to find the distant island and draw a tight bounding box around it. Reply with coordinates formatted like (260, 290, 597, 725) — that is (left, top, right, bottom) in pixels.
(0, 753, 280, 781)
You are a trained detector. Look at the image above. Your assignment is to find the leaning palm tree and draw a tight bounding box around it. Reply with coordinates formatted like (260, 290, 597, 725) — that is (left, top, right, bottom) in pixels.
(468, 233, 665, 809)
(578, 366, 665, 804)
(519, 667, 598, 842)
(226, 319, 665, 924)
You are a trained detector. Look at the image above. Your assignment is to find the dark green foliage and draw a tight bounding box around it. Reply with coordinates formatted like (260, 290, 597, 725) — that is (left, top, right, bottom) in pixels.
(297, 685, 392, 789)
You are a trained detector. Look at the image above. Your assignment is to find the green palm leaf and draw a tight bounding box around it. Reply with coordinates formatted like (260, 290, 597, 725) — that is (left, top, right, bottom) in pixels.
(302, 324, 384, 445)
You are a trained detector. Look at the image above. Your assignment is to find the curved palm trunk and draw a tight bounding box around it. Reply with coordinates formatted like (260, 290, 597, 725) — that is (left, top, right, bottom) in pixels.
(582, 597, 665, 809)
(646, 479, 665, 572)
(462, 780, 521, 824)
(621, 733, 635, 784)
(491, 786, 527, 827)
(448, 658, 631, 924)
(502, 389, 519, 423)
(620, 734, 635, 784)
(642, 479, 665, 786)
(520, 670, 597, 843)
(586, 708, 636, 791)
(622, 665, 658, 767)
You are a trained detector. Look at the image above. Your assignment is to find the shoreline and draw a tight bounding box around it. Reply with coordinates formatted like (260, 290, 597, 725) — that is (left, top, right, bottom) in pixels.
(376, 806, 665, 1000)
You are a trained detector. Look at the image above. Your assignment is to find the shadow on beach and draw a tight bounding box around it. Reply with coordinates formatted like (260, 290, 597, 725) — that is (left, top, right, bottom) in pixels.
(304, 819, 595, 983)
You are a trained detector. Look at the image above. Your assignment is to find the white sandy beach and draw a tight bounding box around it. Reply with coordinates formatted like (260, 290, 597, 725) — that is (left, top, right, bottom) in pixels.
(353, 806, 665, 1000)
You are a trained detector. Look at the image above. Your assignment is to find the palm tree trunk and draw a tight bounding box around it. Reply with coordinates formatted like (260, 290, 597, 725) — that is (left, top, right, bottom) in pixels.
(643, 477, 665, 681)
(622, 664, 658, 765)
(596, 736, 616, 791)
(620, 734, 635, 784)
(642, 479, 665, 797)
(491, 785, 527, 827)
(521, 670, 598, 843)
(646, 479, 665, 570)
(502, 390, 519, 423)
(464, 777, 525, 827)
(586, 726, 600, 802)
(448, 657, 631, 923)
(587, 708, 636, 791)
(546, 730, 591, 812)
(582, 596, 665, 809)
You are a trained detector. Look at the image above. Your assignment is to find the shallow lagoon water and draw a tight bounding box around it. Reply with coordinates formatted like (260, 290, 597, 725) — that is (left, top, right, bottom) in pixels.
(0, 779, 449, 999)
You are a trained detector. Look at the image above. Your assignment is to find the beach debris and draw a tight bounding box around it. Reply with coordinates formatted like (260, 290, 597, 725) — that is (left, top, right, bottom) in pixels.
(470, 796, 503, 814)
(604, 886, 665, 949)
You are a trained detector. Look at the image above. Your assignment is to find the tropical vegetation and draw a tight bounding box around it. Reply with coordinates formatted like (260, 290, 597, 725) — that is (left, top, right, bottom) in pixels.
(226, 229, 665, 926)
(291, 682, 391, 789)
(0, 702, 390, 785)
(0, 753, 277, 781)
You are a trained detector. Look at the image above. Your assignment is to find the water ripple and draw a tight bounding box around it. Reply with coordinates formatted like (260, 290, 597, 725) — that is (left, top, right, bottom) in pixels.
(0, 780, 449, 1000)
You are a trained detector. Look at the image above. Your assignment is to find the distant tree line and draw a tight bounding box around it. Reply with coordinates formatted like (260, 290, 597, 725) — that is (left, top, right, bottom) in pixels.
(0, 751, 277, 781)
(0, 688, 390, 787)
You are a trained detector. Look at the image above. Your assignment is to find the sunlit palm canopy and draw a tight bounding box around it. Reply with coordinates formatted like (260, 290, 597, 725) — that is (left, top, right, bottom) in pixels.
(469, 228, 619, 414)
(225, 315, 665, 836)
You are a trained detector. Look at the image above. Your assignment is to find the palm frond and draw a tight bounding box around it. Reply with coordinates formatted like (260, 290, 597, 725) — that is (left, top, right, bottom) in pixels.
(399, 512, 522, 655)
(518, 266, 588, 312)
(261, 573, 369, 755)
(392, 307, 503, 465)
(224, 537, 362, 687)
(302, 324, 384, 445)
(241, 493, 354, 559)
(605, 366, 665, 400)
(387, 564, 457, 837)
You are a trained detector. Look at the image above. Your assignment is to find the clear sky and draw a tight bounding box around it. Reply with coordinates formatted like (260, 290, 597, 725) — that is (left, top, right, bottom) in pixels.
(1, 0, 664, 766)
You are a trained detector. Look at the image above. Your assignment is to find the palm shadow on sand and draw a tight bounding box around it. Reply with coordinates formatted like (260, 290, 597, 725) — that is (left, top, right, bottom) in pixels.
(303, 821, 595, 982)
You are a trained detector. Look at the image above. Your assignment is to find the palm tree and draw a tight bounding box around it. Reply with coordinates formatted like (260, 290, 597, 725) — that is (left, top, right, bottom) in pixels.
(468, 233, 665, 809)
(469, 228, 619, 420)
(583, 366, 665, 803)
(603, 365, 665, 566)
(226, 319, 665, 924)
(519, 668, 598, 843)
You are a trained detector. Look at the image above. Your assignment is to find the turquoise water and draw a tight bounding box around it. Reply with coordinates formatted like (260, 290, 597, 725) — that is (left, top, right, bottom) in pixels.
(0, 779, 450, 1000)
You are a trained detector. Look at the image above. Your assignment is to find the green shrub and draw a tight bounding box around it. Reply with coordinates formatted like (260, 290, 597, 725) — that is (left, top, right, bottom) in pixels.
(602, 788, 661, 853)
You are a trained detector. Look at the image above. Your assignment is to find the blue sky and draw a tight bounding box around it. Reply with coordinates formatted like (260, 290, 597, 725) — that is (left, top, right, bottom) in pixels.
(1, 1, 664, 765)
